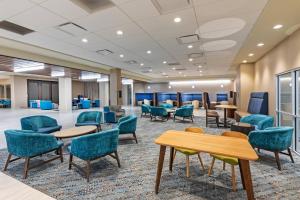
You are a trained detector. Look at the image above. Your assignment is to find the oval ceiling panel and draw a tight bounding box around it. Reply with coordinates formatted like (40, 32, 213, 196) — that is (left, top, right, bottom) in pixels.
(200, 40, 237, 51)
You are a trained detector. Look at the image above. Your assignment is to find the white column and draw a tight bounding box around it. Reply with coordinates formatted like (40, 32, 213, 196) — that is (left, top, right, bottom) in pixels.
(99, 81, 109, 107)
(59, 77, 72, 112)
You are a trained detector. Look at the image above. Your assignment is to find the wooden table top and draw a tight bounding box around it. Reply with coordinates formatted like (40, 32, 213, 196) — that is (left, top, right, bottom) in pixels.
(53, 126, 97, 139)
(155, 130, 258, 161)
(215, 104, 238, 109)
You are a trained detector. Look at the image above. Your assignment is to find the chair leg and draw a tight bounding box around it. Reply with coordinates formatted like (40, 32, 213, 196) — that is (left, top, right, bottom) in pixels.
(59, 147, 63, 163)
(86, 160, 91, 182)
(115, 151, 121, 168)
(206, 116, 208, 127)
(23, 158, 30, 179)
(133, 132, 138, 143)
(186, 155, 190, 178)
(223, 161, 226, 170)
(197, 153, 205, 170)
(274, 151, 281, 170)
(3, 153, 12, 171)
(208, 157, 215, 176)
(191, 116, 194, 123)
(257, 148, 260, 153)
(288, 148, 294, 163)
(69, 154, 73, 170)
(231, 165, 237, 192)
(216, 117, 219, 128)
(173, 150, 177, 161)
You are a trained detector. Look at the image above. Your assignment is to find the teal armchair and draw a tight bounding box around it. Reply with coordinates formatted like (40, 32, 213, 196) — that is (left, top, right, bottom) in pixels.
(115, 115, 138, 143)
(104, 106, 117, 123)
(174, 105, 194, 122)
(249, 126, 294, 170)
(150, 107, 168, 121)
(141, 104, 151, 117)
(3, 130, 63, 179)
(20, 115, 62, 134)
(159, 103, 173, 109)
(240, 114, 274, 130)
(68, 129, 120, 182)
(75, 111, 102, 131)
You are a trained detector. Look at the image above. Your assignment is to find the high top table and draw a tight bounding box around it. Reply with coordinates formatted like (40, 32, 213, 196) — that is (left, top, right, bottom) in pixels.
(215, 104, 238, 128)
(154, 130, 258, 200)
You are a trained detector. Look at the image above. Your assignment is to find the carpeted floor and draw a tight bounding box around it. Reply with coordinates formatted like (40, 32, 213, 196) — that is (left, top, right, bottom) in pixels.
(0, 110, 300, 200)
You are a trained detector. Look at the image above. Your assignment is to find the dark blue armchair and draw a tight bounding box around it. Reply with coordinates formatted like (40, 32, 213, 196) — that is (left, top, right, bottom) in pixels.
(249, 126, 294, 170)
(68, 128, 120, 182)
(240, 114, 274, 130)
(3, 130, 63, 178)
(141, 104, 151, 117)
(115, 115, 138, 143)
(104, 106, 117, 123)
(75, 111, 102, 131)
(174, 105, 194, 122)
(21, 115, 62, 134)
(150, 107, 168, 121)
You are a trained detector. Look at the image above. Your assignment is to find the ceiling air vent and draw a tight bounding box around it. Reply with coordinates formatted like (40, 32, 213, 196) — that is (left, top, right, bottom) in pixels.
(175, 67, 186, 71)
(188, 53, 205, 58)
(70, 0, 115, 14)
(151, 0, 191, 14)
(124, 60, 138, 65)
(167, 62, 180, 66)
(141, 67, 152, 73)
(0, 20, 34, 35)
(177, 34, 200, 44)
(57, 22, 87, 36)
(96, 49, 113, 56)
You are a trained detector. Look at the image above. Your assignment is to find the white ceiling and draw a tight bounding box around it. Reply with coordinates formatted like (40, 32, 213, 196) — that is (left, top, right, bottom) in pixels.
(0, 0, 269, 79)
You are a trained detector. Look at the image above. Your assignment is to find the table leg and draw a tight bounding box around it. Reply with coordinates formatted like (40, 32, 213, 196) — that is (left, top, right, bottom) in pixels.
(224, 109, 227, 128)
(155, 145, 166, 194)
(169, 147, 174, 171)
(239, 159, 255, 200)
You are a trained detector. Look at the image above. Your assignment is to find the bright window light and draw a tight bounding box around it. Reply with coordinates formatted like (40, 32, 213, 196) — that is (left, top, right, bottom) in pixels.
(122, 79, 133, 85)
(97, 77, 109, 82)
(51, 71, 65, 77)
(169, 79, 231, 85)
(81, 72, 101, 80)
(13, 61, 45, 72)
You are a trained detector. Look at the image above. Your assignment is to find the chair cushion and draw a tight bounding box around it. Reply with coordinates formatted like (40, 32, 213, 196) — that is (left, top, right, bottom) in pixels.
(37, 125, 62, 134)
(211, 154, 238, 165)
(175, 148, 198, 155)
(207, 110, 219, 117)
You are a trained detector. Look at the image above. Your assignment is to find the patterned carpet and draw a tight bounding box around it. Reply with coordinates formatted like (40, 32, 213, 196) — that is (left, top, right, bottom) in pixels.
(0, 110, 300, 200)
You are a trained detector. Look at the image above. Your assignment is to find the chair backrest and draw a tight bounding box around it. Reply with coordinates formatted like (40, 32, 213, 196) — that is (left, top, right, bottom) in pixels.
(150, 106, 167, 116)
(141, 104, 151, 112)
(110, 105, 122, 112)
(202, 92, 210, 110)
(77, 111, 101, 123)
(70, 128, 119, 160)
(21, 115, 57, 130)
(104, 106, 110, 112)
(247, 92, 268, 115)
(222, 131, 248, 140)
(185, 127, 204, 134)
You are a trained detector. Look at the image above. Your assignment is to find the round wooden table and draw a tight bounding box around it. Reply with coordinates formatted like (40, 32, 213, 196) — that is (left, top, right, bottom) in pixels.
(215, 105, 238, 128)
(54, 126, 97, 139)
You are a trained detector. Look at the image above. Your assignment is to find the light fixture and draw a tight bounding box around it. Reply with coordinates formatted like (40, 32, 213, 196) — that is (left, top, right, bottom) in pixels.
(80, 72, 101, 80)
(189, 58, 193, 62)
(174, 17, 181, 23)
(14, 62, 45, 72)
(116, 30, 123, 35)
(257, 43, 264, 47)
(192, 85, 195, 89)
(199, 70, 202, 73)
(168, 85, 172, 89)
(51, 71, 65, 77)
(147, 86, 151, 89)
(140, 63, 144, 66)
(162, 72, 166, 75)
(221, 84, 224, 88)
(248, 53, 254, 57)
(149, 69, 153, 72)
(81, 38, 88, 43)
(122, 78, 133, 85)
(199, 74, 203, 76)
(169, 79, 231, 85)
(120, 54, 124, 58)
(273, 24, 283, 30)
(188, 45, 193, 49)
(166, 75, 169, 78)
(172, 67, 176, 70)
(242, 60, 247, 63)
(198, 65, 202, 68)
(184, 74, 187, 77)
(179, 71, 182, 74)
(97, 77, 109, 82)
(147, 50, 152, 54)
(163, 61, 167, 64)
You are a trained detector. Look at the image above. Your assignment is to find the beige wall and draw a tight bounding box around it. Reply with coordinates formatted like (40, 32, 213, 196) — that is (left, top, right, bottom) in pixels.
(72, 81, 84, 98)
(253, 29, 300, 116)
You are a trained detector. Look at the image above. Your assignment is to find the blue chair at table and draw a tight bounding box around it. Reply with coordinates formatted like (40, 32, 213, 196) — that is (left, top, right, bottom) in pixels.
(159, 103, 173, 109)
(174, 105, 194, 122)
(141, 104, 151, 117)
(114, 115, 138, 143)
(104, 106, 117, 123)
(240, 114, 274, 130)
(68, 128, 120, 182)
(21, 115, 62, 134)
(150, 107, 168, 121)
(249, 126, 294, 170)
(3, 130, 63, 179)
(93, 99, 100, 108)
(40, 100, 53, 110)
(81, 100, 91, 109)
(75, 111, 102, 131)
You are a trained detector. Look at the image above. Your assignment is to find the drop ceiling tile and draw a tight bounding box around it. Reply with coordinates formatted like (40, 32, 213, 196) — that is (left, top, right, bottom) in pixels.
(40, 0, 89, 20)
(9, 6, 67, 31)
(0, 0, 35, 20)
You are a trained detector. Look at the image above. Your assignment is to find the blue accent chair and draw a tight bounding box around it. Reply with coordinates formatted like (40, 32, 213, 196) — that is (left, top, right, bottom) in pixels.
(21, 115, 62, 134)
(104, 106, 117, 123)
(0, 99, 11, 108)
(68, 128, 120, 182)
(93, 99, 100, 107)
(3, 130, 63, 179)
(159, 103, 173, 109)
(115, 115, 138, 143)
(141, 104, 151, 117)
(249, 126, 294, 170)
(240, 114, 274, 130)
(174, 105, 194, 122)
(81, 100, 91, 109)
(150, 107, 169, 121)
(75, 111, 102, 131)
(40, 100, 53, 110)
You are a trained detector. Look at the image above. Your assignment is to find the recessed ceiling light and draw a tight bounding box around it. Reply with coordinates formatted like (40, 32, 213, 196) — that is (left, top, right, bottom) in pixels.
(188, 45, 193, 49)
(147, 50, 151, 54)
(243, 60, 247, 63)
(174, 17, 181, 23)
(257, 43, 264, 47)
(248, 53, 254, 57)
(221, 84, 224, 88)
(149, 69, 153, 72)
(147, 86, 151, 89)
(163, 61, 167, 64)
(179, 71, 182, 74)
(81, 38, 88, 43)
(199, 74, 203, 76)
(120, 54, 124, 58)
(172, 67, 176, 70)
(192, 85, 195, 89)
(198, 65, 202, 68)
(140, 63, 144, 66)
(166, 75, 169, 78)
(168, 85, 171, 89)
(162, 72, 166, 75)
(273, 24, 283, 30)
(189, 58, 193, 62)
(116, 30, 123, 35)
(199, 70, 202, 73)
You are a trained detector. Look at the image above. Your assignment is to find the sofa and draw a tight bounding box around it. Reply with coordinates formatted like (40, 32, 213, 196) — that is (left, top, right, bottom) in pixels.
(21, 115, 62, 134)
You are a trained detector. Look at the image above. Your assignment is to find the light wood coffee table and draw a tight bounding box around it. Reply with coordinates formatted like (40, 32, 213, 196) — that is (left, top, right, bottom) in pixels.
(54, 126, 97, 139)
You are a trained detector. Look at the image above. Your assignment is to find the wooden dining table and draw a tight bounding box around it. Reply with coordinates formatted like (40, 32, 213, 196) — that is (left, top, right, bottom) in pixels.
(154, 130, 258, 200)
(215, 104, 238, 128)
